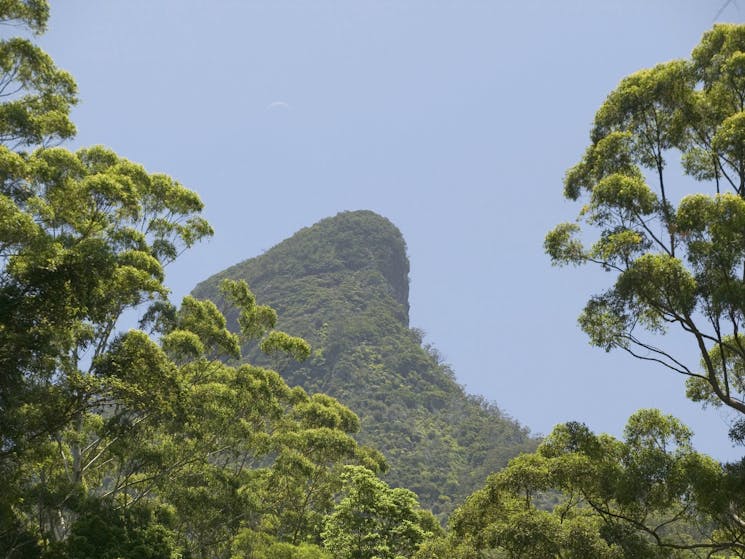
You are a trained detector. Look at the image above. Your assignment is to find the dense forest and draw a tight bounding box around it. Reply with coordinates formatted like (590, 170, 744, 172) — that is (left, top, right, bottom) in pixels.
(3, 1, 745, 558)
(193, 210, 537, 517)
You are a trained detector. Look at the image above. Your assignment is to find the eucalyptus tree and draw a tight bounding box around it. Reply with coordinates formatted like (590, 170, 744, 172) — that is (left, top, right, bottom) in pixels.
(322, 465, 440, 559)
(429, 410, 726, 559)
(543, 22, 745, 558)
(0, 141, 215, 547)
(0, 0, 76, 149)
(0, 0, 78, 461)
(546, 24, 745, 440)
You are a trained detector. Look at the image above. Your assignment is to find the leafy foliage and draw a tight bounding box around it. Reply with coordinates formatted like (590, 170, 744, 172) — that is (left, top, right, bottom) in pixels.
(0, 6, 433, 559)
(322, 465, 441, 559)
(434, 410, 734, 559)
(546, 23, 745, 423)
(544, 23, 745, 557)
(0, 1, 76, 148)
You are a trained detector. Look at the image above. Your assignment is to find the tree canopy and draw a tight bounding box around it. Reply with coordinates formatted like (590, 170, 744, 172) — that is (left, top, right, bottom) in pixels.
(427, 410, 733, 559)
(0, 4, 434, 559)
(546, 23, 745, 441)
(538, 22, 745, 559)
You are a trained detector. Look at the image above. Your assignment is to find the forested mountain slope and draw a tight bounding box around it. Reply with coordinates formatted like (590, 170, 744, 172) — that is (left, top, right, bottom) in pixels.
(193, 210, 536, 515)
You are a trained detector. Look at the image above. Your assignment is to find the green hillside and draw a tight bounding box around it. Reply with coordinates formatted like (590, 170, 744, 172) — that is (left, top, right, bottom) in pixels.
(193, 210, 536, 515)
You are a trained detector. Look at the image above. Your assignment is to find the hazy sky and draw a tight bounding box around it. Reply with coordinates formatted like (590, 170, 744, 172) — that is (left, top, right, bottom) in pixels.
(38, 1, 744, 460)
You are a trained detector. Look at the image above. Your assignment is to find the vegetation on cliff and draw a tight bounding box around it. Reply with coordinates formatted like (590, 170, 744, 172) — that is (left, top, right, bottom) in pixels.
(193, 210, 537, 516)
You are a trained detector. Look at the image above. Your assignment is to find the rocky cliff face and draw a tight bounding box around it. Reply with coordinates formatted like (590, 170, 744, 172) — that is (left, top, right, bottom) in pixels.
(193, 210, 536, 516)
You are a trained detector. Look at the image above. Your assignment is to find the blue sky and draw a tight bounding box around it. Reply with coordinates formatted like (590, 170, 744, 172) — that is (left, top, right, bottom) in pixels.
(40, 1, 744, 460)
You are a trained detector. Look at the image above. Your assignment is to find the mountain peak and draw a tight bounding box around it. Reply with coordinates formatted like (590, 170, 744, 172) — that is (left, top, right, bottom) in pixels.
(197, 210, 410, 322)
(192, 210, 535, 516)
(287, 210, 409, 315)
